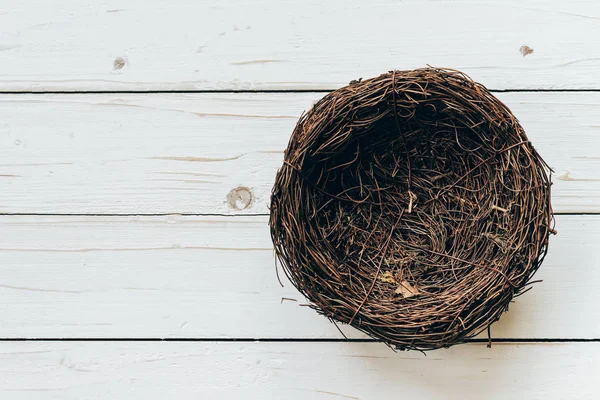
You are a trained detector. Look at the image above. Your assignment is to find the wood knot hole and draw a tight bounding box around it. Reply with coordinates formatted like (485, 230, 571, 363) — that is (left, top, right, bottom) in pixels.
(113, 57, 126, 70)
(227, 186, 253, 210)
(519, 45, 533, 57)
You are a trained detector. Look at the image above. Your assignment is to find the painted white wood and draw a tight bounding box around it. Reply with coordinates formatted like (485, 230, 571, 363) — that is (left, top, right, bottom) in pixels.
(0, 92, 599, 214)
(0, 214, 595, 339)
(0, 341, 598, 399)
(0, 0, 599, 91)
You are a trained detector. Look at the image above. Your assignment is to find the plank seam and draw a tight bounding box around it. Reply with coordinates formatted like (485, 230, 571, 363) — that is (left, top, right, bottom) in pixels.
(0, 89, 600, 95)
(0, 212, 595, 217)
(1, 338, 599, 343)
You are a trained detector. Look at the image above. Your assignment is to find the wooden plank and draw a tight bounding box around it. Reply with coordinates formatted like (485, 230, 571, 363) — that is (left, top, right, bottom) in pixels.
(0, 92, 598, 214)
(0, 214, 596, 339)
(1, 0, 599, 91)
(1, 341, 598, 399)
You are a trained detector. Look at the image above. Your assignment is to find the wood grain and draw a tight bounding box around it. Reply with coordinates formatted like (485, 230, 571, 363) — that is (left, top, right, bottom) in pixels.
(1, 341, 598, 399)
(0, 214, 595, 339)
(1, 0, 599, 91)
(0, 92, 599, 214)
(3, 2, 598, 394)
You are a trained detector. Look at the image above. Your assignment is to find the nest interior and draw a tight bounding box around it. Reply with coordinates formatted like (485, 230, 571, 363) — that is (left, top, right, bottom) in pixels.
(269, 68, 554, 351)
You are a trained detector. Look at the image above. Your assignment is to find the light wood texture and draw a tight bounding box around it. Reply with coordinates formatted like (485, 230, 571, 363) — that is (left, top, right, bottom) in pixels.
(1, 0, 599, 91)
(0, 92, 599, 214)
(3, 2, 597, 395)
(0, 214, 595, 339)
(1, 341, 598, 399)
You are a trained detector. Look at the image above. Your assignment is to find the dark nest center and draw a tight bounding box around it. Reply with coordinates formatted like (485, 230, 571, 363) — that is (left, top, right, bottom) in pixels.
(270, 68, 553, 351)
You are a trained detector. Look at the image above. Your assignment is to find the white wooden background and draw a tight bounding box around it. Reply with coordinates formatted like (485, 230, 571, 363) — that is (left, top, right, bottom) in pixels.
(1, 1, 599, 399)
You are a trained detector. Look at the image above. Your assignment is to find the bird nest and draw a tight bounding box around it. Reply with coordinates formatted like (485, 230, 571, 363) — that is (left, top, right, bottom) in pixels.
(269, 68, 554, 351)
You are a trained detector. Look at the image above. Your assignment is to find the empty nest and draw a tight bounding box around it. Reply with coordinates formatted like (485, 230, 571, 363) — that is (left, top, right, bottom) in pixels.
(269, 68, 554, 351)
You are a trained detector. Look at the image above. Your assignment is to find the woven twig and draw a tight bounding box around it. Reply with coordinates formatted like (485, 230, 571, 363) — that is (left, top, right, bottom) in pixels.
(270, 68, 554, 351)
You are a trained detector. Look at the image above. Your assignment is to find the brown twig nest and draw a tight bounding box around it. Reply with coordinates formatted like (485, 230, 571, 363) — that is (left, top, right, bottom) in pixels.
(269, 68, 554, 351)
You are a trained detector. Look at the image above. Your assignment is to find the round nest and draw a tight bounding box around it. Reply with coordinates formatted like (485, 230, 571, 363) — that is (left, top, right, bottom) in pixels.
(269, 68, 554, 351)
